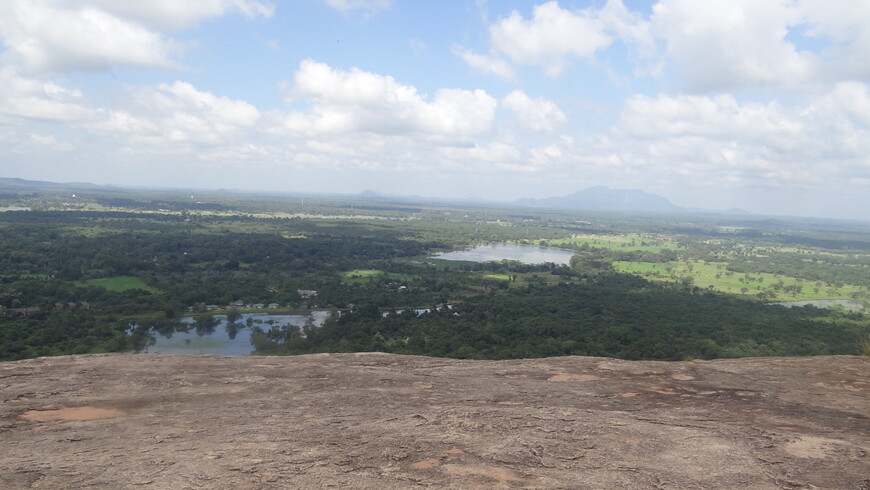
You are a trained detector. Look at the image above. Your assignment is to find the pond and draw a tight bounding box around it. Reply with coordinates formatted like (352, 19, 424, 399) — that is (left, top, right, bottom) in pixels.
(432, 243, 577, 265)
(140, 311, 331, 356)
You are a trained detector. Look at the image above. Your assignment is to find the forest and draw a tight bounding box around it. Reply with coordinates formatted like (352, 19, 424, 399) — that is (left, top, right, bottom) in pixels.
(0, 186, 867, 361)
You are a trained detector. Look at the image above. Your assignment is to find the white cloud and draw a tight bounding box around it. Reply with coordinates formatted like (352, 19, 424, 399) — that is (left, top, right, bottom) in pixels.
(650, 0, 814, 92)
(409, 38, 427, 57)
(603, 84, 870, 193)
(795, 0, 870, 81)
(501, 90, 567, 132)
(0, 2, 178, 74)
(797, 0, 870, 46)
(282, 60, 498, 137)
(489, 1, 612, 77)
(66, 0, 274, 30)
(0, 0, 273, 74)
(598, 0, 658, 74)
(321, 0, 392, 18)
(644, 0, 870, 91)
(116, 82, 260, 145)
(452, 46, 516, 80)
(531, 143, 563, 166)
(818, 82, 870, 126)
(0, 69, 95, 122)
(476, 0, 870, 89)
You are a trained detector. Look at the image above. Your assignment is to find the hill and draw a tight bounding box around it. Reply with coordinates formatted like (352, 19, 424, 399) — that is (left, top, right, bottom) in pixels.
(0, 177, 105, 191)
(516, 186, 683, 213)
(1, 353, 867, 488)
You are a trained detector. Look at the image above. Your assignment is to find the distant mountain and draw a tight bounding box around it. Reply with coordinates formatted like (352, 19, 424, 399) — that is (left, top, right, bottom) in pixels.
(516, 186, 682, 213)
(0, 177, 105, 190)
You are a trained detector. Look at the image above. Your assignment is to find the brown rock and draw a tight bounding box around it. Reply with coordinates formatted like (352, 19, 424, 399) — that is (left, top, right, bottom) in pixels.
(1, 353, 867, 488)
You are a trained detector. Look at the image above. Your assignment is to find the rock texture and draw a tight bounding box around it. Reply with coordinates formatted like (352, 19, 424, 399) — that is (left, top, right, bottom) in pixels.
(1, 353, 868, 489)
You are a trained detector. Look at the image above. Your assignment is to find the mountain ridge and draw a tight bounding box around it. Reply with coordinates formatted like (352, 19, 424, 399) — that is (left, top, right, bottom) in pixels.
(516, 186, 683, 213)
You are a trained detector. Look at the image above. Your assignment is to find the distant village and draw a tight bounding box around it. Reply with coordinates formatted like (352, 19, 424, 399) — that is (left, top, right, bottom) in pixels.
(191, 290, 319, 313)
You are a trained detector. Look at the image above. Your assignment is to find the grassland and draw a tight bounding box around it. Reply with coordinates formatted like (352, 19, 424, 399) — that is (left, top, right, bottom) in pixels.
(340, 269, 416, 285)
(72, 276, 160, 293)
(533, 233, 683, 253)
(479, 271, 570, 288)
(614, 260, 865, 302)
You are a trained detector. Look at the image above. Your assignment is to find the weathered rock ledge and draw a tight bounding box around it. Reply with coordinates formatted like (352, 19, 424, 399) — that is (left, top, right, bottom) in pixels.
(1, 353, 868, 489)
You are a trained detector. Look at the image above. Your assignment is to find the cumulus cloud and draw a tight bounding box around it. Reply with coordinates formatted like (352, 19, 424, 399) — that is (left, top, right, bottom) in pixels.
(795, 0, 870, 81)
(0, 0, 273, 74)
(650, 0, 815, 92)
(452, 46, 516, 80)
(282, 60, 498, 137)
(604, 84, 870, 192)
(501, 90, 567, 132)
(0, 69, 95, 121)
(645, 0, 870, 91)
(467, 1, 657, 80)
(476, 0, 870, 90)
(88, 81, 262, 145)
(489, 1, 612, 77)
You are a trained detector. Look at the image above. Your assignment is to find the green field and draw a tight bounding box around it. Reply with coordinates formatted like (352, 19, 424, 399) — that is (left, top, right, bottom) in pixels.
(340, 269, 417, 285)
(72, 276, 159, 293)
(340, 269, 385, 284)
(535, 233, 682, 253)
(614, 260, 865, 301)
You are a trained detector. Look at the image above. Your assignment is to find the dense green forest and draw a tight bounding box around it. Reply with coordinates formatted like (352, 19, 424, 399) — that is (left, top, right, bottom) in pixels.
(0, 188, 867, 361)
(254, 273, 865, 360)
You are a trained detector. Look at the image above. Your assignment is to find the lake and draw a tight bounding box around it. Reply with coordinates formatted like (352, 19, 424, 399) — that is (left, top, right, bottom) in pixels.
(433, 243, 577, 265)
(141, 311, 331, 356)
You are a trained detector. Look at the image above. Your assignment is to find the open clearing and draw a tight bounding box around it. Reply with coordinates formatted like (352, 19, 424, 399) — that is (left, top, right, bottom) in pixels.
(614, 259, 864, 301)
(72, 275, 159, 293)
(340, 269, 415, 285)
(535, 233, 683, 253)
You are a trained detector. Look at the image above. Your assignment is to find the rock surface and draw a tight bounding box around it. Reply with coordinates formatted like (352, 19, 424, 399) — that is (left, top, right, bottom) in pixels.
(1, 353, 868, 489)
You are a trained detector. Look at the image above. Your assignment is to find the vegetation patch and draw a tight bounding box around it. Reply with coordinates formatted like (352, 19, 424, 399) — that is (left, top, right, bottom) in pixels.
(0, 190, 867, 362)
(73, 276, 159, 293)
(535, 233, 682, 253)
(614, 260, 864, 301)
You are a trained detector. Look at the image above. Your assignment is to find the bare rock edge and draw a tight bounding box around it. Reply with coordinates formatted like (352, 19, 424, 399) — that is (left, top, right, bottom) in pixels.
(2, 353, 868, 489)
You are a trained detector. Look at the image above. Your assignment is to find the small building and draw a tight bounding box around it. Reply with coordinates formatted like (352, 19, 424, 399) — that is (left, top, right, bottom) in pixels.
(267, 303, 280, 309)
(297, 289, 318, 299)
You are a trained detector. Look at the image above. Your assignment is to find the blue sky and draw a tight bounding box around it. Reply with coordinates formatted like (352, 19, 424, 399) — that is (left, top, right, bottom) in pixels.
(1, 1, 868, 219)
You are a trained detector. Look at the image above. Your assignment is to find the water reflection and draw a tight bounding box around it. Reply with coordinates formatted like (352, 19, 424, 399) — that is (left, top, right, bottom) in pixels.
(770, 299, 864, 312)
(433, 243, 576, 265)
(133, 312, 331, 356)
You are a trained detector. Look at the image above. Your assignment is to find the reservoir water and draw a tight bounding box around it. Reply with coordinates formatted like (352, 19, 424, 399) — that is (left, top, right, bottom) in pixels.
(433, 243, 576, 265)
(141, 311, 331, 356)
(771, 299, 864, 312)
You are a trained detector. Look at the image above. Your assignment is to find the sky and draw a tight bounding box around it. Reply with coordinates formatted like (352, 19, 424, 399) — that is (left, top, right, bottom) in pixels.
(0, 0, 868, 219)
